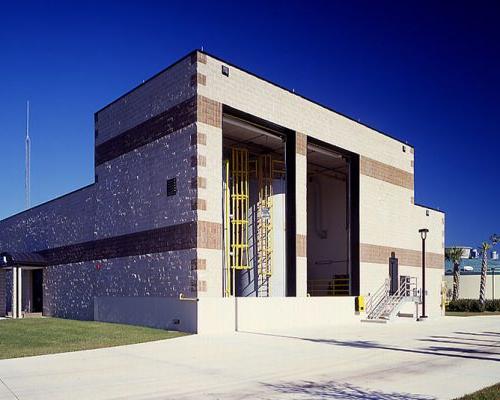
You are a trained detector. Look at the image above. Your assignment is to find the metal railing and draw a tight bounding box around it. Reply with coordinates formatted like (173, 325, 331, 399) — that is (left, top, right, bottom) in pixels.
(366, 277, 417, 320)
(307, 277, 350, 296)
(366, 279, 390, 319)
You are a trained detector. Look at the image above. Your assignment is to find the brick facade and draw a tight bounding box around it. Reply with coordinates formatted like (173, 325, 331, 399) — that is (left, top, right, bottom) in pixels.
(197, 95, 222, 128)
(0, 52, 200, 320)
(360, 243, 444, 269)
(37, 222, 199, 266)
(0, 49, 445, 327)
(360, 156, 414, 190)
(95, 96, 197, 165)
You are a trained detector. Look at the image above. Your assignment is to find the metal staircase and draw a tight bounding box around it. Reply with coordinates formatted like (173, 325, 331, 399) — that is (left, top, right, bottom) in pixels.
(365, 277, 418, 322)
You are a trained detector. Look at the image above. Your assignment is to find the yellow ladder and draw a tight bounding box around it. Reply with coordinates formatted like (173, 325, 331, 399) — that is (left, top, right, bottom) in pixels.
(257, 155, 273, 277)
(230, 148, 251, 272)
(257, 155, 273, 296)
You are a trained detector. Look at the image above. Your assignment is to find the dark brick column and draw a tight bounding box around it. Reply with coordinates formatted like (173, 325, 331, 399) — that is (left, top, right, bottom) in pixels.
(0, 269, 6, 317)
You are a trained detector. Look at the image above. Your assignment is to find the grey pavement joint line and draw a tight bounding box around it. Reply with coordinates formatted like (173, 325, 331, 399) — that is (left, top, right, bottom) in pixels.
(0, 376, 20, 400)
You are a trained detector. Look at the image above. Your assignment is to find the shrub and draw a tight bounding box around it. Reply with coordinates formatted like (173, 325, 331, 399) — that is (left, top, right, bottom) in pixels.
(447, 299, 500, 312)
(485, 299, 500, 312)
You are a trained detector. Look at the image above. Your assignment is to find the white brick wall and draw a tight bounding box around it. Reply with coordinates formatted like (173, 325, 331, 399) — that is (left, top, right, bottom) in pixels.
(360, 175, 443, 254)
(96, 57, 196, 144)
(198, 56, 413, 172)
(196, 52, 444, 308)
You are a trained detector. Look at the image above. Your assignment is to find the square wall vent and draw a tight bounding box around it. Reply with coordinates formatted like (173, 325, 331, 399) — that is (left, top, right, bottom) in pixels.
(167, 178, 177, 196)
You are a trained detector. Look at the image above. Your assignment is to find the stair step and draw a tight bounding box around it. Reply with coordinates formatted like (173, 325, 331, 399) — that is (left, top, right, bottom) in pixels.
(361, 318, 388, 324)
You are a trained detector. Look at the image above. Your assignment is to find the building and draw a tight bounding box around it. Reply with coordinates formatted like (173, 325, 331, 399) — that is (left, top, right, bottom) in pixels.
(445, 246, 472, 259)
(0, 50, 445, 332)
(444, 248, 500, 300)
(444, 261, 500, 300)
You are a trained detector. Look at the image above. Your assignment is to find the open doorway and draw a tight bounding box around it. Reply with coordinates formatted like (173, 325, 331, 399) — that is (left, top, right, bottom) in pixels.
(22, 268, 43, 314)
(307, 140, 359, 296)
(222, 112, 288, 297)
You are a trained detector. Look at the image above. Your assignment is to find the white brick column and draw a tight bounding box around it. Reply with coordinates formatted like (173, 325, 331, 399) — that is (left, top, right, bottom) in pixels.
(0, 269, 5, 317)
(296, 132, 308, 296)
(193, 86, 224, 298)
(12, 266, 22, 318)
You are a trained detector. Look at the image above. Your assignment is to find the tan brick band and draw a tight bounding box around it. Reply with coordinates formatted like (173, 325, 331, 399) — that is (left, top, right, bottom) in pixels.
(296, 132, 307, 156)
(191, 198, 207, 211)
(296, 234, 307, 257)
(197, 221, 222, 249)
(360, 156, 414, 190)
(191, 177, 207, 189)
(191, 51, 207, 65)
(360, 243, 443, 269)
(197, 280, 207, 292)
(197, 95, 222, 128)
(191, 72, 206, 87)
(191, 154, 206, 167)
(191, 258, 206, 270)
(190, 132, 207, 146)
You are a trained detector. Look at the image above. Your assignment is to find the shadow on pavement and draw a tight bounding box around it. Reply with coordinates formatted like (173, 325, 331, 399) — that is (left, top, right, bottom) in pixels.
(239, 330, 500, 363)
(430, 335, 499, 343)
(263, 380, 435, 400)
(419, 338, 500, 348)
(454, 331, 500, 337)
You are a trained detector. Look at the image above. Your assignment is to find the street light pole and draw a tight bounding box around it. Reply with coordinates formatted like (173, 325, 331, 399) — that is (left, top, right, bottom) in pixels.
(493, 268, 496, 300)
(419, 228, 429, 320)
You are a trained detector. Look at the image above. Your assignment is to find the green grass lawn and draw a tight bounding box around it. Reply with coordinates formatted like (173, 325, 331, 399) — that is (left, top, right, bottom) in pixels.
(446, 311, 500, 317)
(454, 383, 500, 399)
(0, 318, 186, 360)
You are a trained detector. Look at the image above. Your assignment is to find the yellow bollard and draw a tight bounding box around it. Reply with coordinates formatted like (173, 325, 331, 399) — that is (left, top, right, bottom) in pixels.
(355, 296, 365, 313)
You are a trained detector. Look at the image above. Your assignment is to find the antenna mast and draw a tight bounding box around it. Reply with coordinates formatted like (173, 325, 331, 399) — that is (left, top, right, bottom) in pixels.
(25, 101, 31, 209)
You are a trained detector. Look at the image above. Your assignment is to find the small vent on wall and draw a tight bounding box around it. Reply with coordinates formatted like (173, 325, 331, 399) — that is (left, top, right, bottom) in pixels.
(167, 178, 177, 196)
(222, 65, 230, 77)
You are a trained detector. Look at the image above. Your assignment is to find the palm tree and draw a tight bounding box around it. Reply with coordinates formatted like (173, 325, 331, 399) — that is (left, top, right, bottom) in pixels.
(479, 234, 499, 307)
(478, 242, 491, 307)
(445, 247, 464, 301)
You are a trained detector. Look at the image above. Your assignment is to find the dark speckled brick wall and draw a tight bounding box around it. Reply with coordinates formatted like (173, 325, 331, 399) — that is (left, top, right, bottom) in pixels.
(0, 53, 204, 321)
(0, 185, 96, 252)
(94, 125, 197, 239)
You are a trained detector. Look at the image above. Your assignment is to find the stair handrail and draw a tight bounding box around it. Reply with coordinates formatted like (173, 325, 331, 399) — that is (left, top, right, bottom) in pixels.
(385, 277, 418, 319)
(366, 279, 390, 319)
(367, 277, 418, 320)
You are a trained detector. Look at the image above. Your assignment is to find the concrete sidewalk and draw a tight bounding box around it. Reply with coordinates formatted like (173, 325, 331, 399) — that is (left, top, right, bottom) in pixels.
(0, 316, 499, 399)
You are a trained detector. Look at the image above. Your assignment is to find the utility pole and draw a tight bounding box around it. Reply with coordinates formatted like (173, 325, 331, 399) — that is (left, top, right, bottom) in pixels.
(25, 101, 31, 209)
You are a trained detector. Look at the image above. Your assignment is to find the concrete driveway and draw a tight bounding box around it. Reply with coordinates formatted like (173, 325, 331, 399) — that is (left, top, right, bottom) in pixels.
(0, 316, 499, 400)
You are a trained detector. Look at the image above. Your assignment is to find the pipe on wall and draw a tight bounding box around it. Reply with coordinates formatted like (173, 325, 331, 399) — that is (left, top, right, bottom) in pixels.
(310, 177, 328, 239)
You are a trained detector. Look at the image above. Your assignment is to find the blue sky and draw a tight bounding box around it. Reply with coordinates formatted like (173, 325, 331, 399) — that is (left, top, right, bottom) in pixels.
(0, 1, 498, 246)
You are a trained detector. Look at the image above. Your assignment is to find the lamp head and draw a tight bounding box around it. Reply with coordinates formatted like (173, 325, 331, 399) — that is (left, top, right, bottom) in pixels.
(419, 228, 429, 240)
